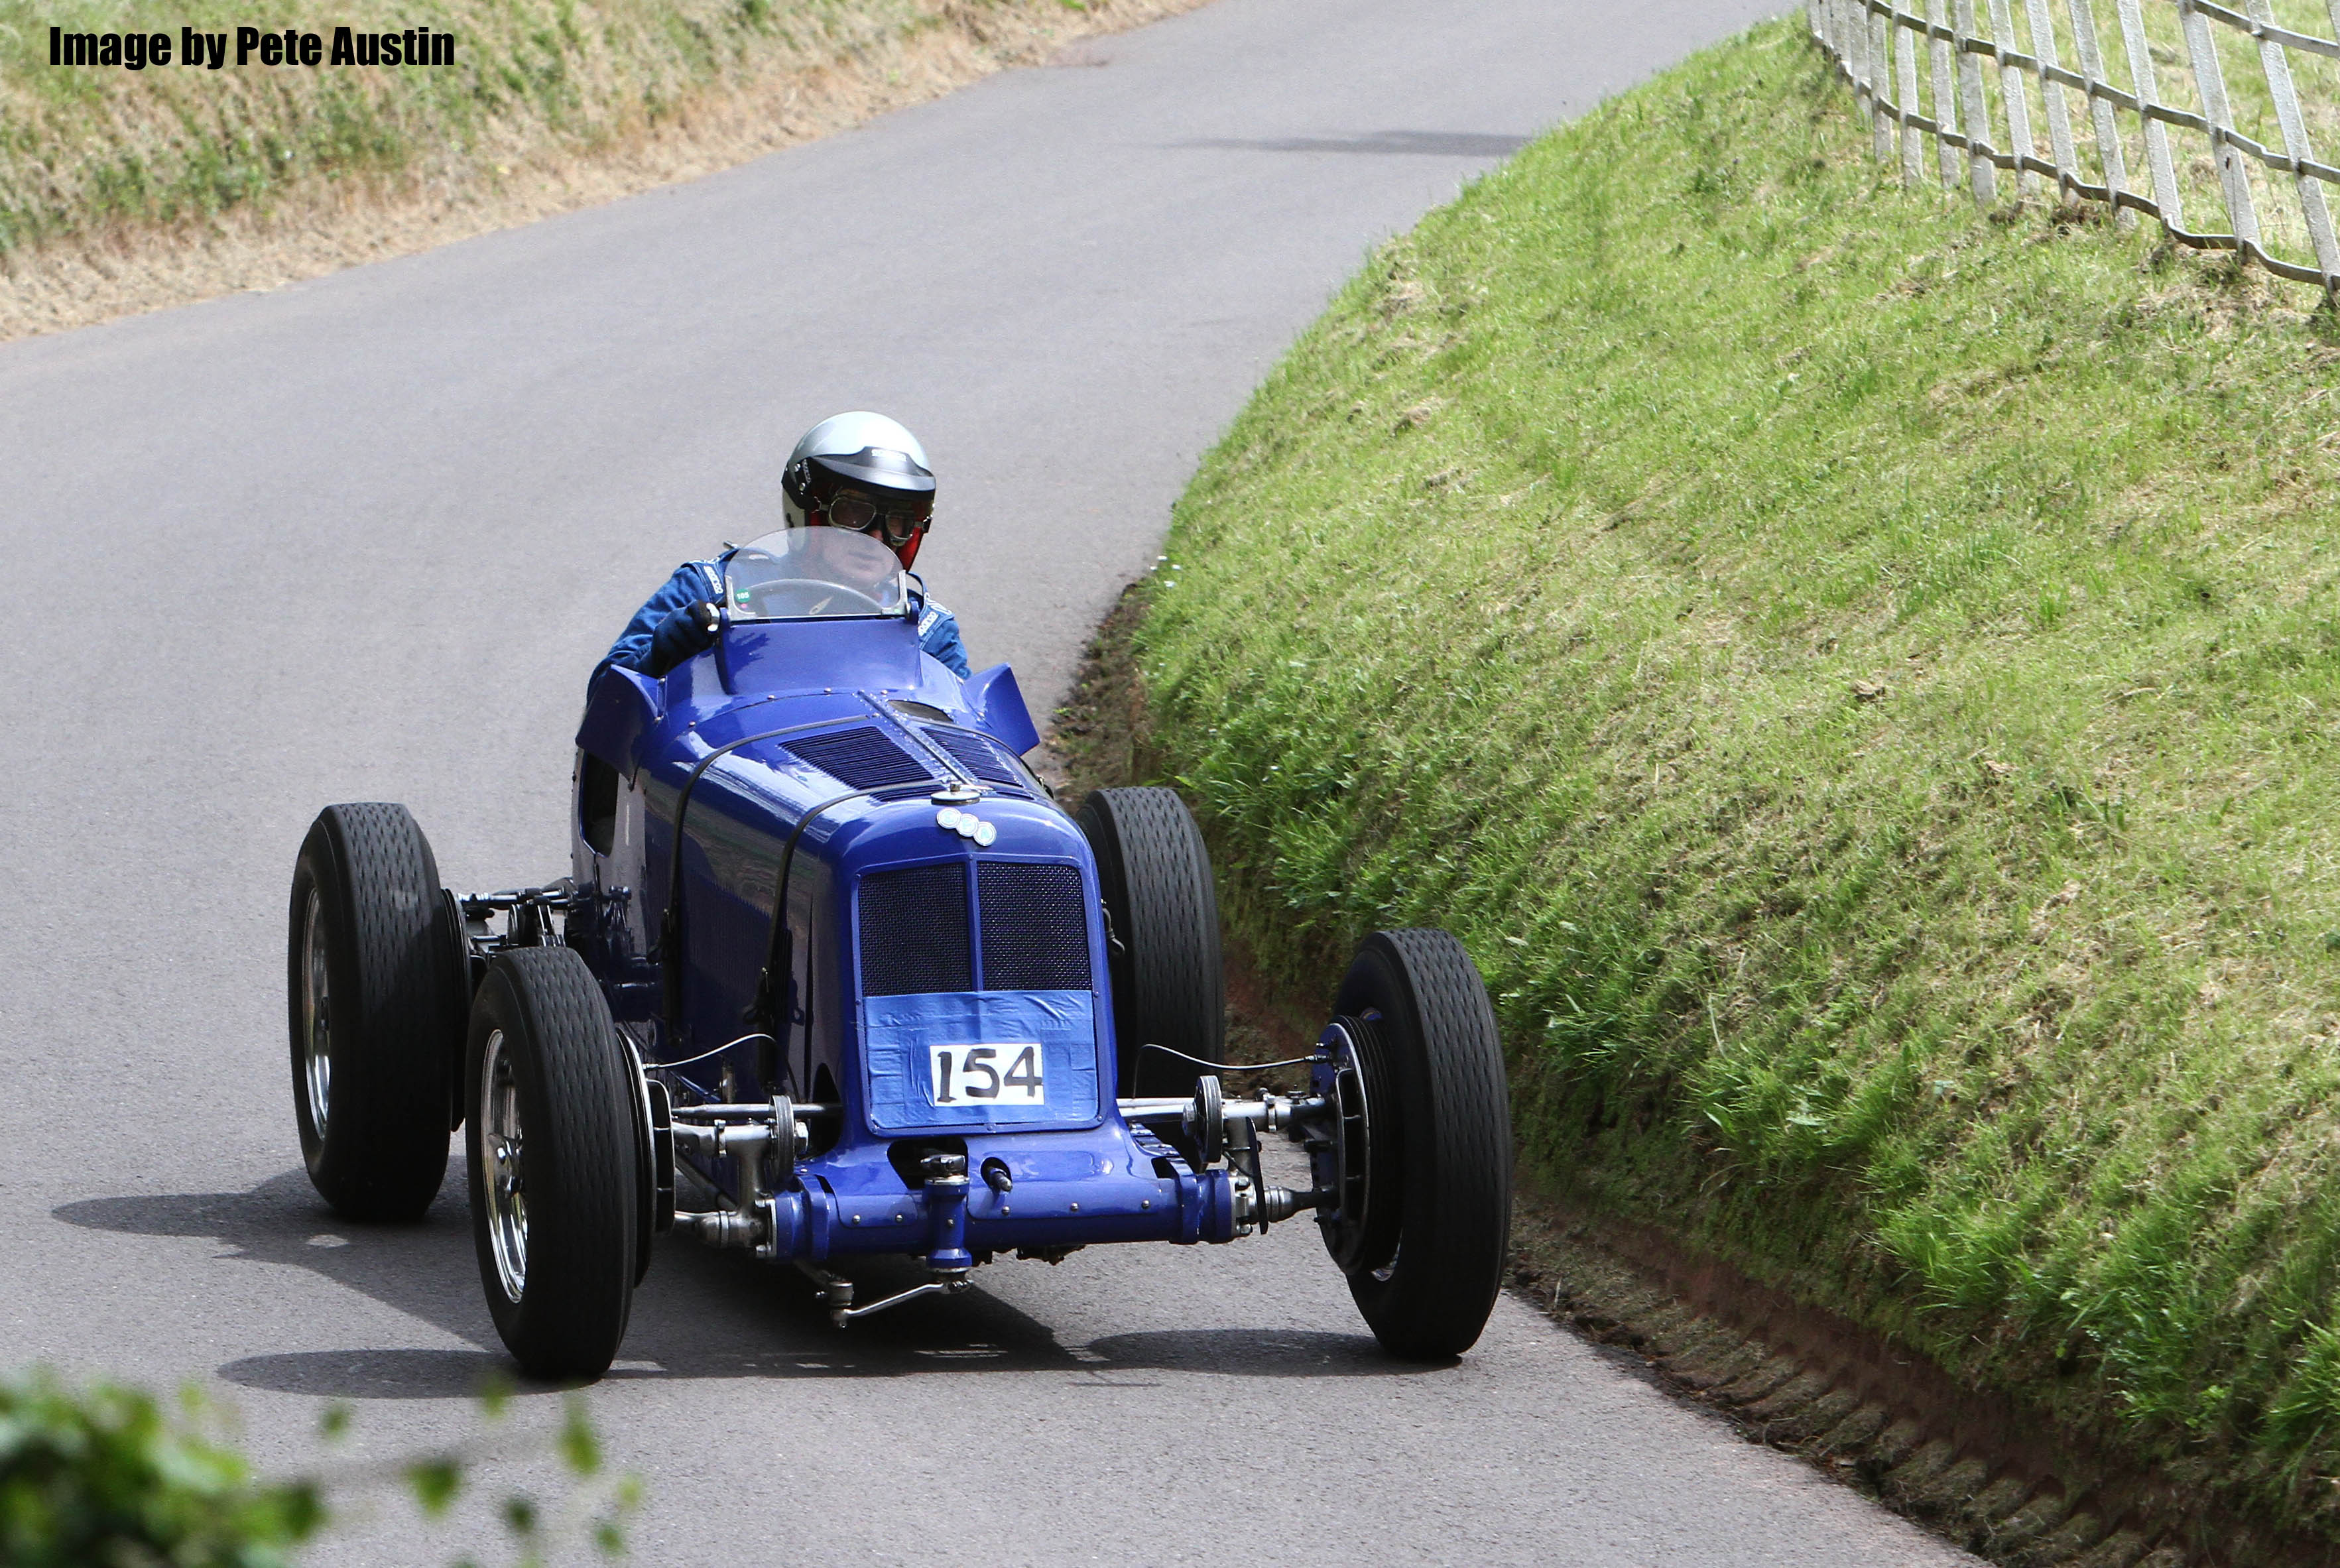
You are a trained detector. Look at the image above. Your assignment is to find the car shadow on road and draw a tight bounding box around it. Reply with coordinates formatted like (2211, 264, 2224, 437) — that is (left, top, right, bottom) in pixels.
(53, 1163, 489, 1351)
(55, 1166, 1418, 1400)
(1176, 131, 1532, 158)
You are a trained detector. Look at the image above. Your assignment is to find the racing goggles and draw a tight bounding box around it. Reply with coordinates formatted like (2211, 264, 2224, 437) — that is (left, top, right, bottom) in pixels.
(822, 491, 930, 548)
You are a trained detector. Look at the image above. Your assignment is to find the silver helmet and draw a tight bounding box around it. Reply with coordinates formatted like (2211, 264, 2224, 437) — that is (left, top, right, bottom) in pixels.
(781, 412, 937, 566)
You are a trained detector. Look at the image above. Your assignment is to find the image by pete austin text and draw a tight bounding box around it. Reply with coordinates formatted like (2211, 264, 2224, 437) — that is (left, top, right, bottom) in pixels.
(47, 25, 455, 68)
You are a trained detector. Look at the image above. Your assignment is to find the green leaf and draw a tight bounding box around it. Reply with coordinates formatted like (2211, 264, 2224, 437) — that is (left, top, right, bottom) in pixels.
(503, 1492, 540, 1536)
(557, 1396, 601, 1476)
(475, 1371, 514, 1422)
(0, 1368, 322, 1564)
(405, 1455, 462, 1518)
(270, 1477, 328, 1539)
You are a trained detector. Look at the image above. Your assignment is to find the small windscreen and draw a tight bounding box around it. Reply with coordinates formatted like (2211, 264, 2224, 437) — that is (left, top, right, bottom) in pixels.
(725, 528, 910, 621)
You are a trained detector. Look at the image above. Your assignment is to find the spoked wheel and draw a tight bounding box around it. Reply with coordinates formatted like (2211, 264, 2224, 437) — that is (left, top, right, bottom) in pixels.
(286, 803, 468, 1221)
(1076, 787, 1224, 1099)
(1309, 930, 1511, 1360)
(465, 947, 641, 1381)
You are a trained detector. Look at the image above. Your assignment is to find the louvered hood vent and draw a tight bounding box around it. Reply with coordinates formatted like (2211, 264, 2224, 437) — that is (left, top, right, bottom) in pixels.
(782, 726, 934, 791)
(923, 726, 1027, 790)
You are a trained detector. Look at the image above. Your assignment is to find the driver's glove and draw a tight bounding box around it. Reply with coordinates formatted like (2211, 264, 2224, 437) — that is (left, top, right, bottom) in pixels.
(645, 600, 721, 677)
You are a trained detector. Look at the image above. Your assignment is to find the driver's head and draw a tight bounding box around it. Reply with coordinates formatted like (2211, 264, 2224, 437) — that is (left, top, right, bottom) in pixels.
(786, 524, 898, 591)
(781, 412, 936, 568)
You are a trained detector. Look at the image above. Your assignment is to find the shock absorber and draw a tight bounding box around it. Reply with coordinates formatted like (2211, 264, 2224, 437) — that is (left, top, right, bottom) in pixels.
(1223, 1109, 1260, 1235)
(923, 1152, 972, 1277)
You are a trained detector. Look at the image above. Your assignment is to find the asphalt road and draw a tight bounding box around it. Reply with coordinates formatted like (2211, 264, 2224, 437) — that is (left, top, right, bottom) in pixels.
(0, 1, 1979, 1561)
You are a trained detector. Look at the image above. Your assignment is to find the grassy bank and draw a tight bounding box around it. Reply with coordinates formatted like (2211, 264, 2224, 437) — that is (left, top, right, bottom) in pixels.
(1130, 16, 2340, 1543)
(0, 0, 1107, 257)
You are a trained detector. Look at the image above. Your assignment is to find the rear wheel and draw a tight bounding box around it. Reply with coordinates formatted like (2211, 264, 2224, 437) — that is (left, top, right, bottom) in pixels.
(1076, 787, 1223, 1099)
(465, 947, 640, 1380)
(1325, 930, 1511, 1360)
(286, 804, 467, 1221)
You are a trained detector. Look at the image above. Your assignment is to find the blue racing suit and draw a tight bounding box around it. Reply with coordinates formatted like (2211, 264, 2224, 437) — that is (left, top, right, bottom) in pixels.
(595, 550, 970, 686)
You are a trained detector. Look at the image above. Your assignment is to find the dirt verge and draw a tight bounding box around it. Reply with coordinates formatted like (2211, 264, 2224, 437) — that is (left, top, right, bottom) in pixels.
(0, 0, 1212, 344)
(1042, 579, 2339, 1568)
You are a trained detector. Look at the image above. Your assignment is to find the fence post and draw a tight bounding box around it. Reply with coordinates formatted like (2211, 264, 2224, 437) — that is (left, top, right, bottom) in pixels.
(2065, 0, 2136, 227)
(1873, 4, 1900, 163)
(1989, 0, 2038, 196)
(1955, 0, 2000, 202)
(1929, 0, 1966, 188)
(2111, 0, 2187, 235)
(1898, 5, 1928, 184)
(1841, 0, 1873, 127)
(2024, 0, 2083, 198)
(2174, 0, 2262, 259)
(2243, 0, 2339, 290)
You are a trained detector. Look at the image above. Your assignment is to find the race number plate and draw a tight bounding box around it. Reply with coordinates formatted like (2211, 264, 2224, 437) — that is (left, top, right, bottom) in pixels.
(929, 1043, 1046, 1107)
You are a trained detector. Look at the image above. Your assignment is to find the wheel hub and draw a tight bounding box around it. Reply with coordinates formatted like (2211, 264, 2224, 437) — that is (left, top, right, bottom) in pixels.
(479, 1028, 528, 1301)
(300, 887, 332, 1136)
(1308, 1016, 1398, 1276)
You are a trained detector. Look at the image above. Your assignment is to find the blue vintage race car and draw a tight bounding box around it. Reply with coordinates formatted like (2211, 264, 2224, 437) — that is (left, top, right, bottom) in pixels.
(286, 527, 1511, 1379)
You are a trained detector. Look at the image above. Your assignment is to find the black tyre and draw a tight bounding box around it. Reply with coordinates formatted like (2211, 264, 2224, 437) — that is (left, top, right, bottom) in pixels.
(288, 803, 467, 1221)
(1331, 930, 1511, 1360)
(465, 947, 640, 1380)
(1076, 787, 1224, 1099)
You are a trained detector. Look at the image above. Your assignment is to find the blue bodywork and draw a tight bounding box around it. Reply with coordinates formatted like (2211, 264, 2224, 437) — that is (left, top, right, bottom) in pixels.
(566, 609, 1239, 1269)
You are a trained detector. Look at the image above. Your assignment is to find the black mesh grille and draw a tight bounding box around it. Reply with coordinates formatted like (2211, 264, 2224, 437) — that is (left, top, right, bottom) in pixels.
(859, 864, 973, 996)
(979, 863, 1092, 991)
(924, 727, 1026, 790)
(784, 727, 934, 791)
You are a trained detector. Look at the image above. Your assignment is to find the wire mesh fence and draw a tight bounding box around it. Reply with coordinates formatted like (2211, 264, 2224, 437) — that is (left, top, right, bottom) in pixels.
(1807, 0, 2340, 293)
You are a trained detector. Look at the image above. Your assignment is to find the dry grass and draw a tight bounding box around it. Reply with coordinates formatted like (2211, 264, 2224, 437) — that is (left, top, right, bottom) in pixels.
(0, 0, 1210, 340)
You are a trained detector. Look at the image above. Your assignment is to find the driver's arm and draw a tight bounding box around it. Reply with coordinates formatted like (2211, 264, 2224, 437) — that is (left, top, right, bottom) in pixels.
(917, 597, 971, 678)
(592, 560, 722, 685)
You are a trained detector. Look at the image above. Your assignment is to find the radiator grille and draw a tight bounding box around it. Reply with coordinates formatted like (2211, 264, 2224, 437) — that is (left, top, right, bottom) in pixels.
(784, 727, 934, 792)
(859, 863, 973, 996)
(924, 726, 1028, 790)
(979, 862, 1092, 992)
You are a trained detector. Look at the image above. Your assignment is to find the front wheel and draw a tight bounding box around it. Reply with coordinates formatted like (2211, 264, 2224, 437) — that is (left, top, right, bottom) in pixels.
(465, 947, 641, 1380)
(1319, 930, 1511, 1360)
(1076, 787, 1224, 1099)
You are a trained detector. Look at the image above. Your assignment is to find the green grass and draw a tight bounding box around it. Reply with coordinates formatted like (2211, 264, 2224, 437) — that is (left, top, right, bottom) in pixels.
(1134, 17, 2340, 1533)
(0, 0, 1040, 255)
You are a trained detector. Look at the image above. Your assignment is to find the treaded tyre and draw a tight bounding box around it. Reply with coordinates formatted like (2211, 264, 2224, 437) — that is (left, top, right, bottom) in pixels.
(1076, 786, 1224, 1099)
(466, 947, 641, 1380)
(1333, 930, 1511, 1360)
(288, 803, 467, 1221)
